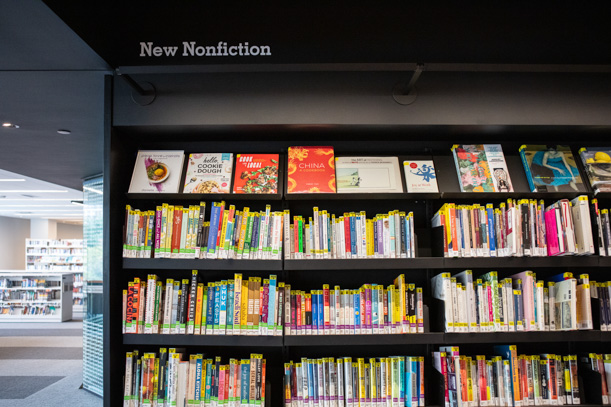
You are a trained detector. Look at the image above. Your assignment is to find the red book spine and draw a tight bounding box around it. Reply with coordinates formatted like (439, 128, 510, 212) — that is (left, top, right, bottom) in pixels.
(323, 285, 331, 332)
(171, 206, 183, 255)
(344, 214, 351, 256)
(296, 291, 302, 333)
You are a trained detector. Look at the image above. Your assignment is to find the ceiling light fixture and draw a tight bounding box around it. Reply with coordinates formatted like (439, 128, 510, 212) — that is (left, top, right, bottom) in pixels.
(2, 123, 19, 128)
(71, 200, 84, 206)
(57, 129, 71, 135)
(0, 190, 68, 193)
(0, 179, 26, 182)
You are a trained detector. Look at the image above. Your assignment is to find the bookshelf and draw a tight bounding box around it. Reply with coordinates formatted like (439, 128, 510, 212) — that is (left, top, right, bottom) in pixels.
(106, 127, 611, 406)
(0, 271, 73, 322)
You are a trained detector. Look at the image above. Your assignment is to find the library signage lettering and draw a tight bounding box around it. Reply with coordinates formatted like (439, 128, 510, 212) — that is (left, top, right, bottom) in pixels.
(139, 41, 272, 58)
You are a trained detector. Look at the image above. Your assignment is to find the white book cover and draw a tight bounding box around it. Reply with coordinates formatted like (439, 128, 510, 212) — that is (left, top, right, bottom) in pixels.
(183, 153, 233, 193)
(336, 156, 403, 193)
(403, 160, 439, 192)
(128, 150, 184, 193)
(484, 144, 514, 192)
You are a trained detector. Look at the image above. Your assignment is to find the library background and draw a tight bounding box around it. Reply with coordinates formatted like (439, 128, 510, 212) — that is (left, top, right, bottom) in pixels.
(2, 2, 611, 407)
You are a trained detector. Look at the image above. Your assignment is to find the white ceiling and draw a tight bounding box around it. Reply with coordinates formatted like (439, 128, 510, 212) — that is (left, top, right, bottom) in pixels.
(0, 168, 83, 224)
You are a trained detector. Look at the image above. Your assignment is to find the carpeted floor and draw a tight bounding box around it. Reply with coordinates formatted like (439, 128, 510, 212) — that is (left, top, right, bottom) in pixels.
(0, 320, 102, 406)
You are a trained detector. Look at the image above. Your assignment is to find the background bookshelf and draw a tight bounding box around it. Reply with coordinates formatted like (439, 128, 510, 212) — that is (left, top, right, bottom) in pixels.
(25, 238, 85, 317)
(0, 271, 73, 322)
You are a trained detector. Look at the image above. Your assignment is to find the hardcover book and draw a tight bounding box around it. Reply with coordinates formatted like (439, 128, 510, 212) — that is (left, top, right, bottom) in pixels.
(287, 146, 336, 193)
(183, 153, 233, 193)
(335, 156, 403, 193)
(579, 147, 611, 192)
(451, 144, 513, 192)
(403, 160, 439, 193)
(519, 145, 586, 193)
(232, 154, 279, 194)
(128, 150, 185, 193)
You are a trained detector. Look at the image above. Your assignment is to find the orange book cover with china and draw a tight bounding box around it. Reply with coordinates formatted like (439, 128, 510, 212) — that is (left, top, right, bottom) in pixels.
(287, 146, 336, 193)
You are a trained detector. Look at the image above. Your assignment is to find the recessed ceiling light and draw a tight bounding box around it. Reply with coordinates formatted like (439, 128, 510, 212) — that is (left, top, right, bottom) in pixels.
(0, 179, 25, 182)
(57, 129, 71, 135)
(2, 123, 19, 128)
(71, 200, 84, 206)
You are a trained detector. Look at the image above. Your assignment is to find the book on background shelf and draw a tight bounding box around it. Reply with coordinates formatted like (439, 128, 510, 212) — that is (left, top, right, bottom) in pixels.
(519, 145, 587, 193)
(285, 274, 424, 336)
(128, 150, 185, 193)
(579, 147, 611, 194)
(451, 144, 514, 192)
(432, 270, 593, 334)
(403, 160, 439, 193)
(182, 153, 233, 194)
(287, 146, 336, 193)
(232, 153, 279, 194)
(286, 207, 416, 260)
(284, 355, 425, 407)
(123, 350, 265, 407)
(431, 195, 594, 258)
(335, 156, 403, 193)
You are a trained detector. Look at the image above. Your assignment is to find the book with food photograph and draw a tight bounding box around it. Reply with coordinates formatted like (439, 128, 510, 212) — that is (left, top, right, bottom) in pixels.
(232, 154, 279, 194)
(182, 153, 233, 194)
(128, 150, 185, 193)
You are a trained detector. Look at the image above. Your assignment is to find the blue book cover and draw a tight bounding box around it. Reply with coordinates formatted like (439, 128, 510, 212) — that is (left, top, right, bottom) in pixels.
(220, 282, 228, 331)
(487, 205, 496, 255)
(307, 360, 315, 400)
(207, 203, 222, 255)
(240, 361, 250, 404)
(213, 284, 221, 331)
(250, 214, 260, 255)
(327, 216, 332, 256)
(268, 275, 277, 329)
(194, 357, 203, 402)
(404, 358, 412, 407)
(312, 291, 319, 331)
(354, 291, 361, 328)
(317, 292, 324, 332)
(204, 359, 212, 403)
(548, 272, 574, 283)
(350, 215, 357, 255)
(226, 282, 234, 331)
(205, 284, 215, 333)
(412, 357, 419, 406)
(519, 145, 537, 192)
(373, 217, 378, 255)
(371, 285, 379, 328)
(398, 357, 405, 404)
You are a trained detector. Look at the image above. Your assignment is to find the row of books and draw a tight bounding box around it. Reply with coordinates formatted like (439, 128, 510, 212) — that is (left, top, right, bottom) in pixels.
(432, 196, 595, 258)
(284, 355, 425, 407)
(593, 281, 611, 331)
(286, 208, 416, 260)
(432, 271, 592, 333)
(591, 199, 611, 256)
(129, 148, 439, 195)
(123, 349, 265, 407)
(434, 345, 582, 407)
(123, 202, 285, 260)
(123, 272, 284, 336)
(0, 305, 57, 315)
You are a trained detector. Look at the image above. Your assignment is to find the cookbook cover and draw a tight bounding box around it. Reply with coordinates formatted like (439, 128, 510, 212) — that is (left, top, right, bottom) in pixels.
(287, 146, 336, 193)
(128, 150, 184, 193)
(232, 154, 279, 194)
(182, 153, 233, 193)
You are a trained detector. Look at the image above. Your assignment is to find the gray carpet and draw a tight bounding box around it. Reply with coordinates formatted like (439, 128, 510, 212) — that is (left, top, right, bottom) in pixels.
(0, 347, 82, 360)
(0, 329, 82, 337)
(0, 376, 64, 399)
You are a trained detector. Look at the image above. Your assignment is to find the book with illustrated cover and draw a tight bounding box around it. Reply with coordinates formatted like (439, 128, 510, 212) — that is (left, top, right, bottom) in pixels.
(287, 146, 336, 193)
(232, 154, 279, 194)
(129, 150, 185, 193)
(451, 144, 513, 192)
(182, 153, 233, 193)
(579, 147, 611, 192)
(335, 156, 403, 193)
(519, 145, 586, 193)
(403, 160, 439, 193)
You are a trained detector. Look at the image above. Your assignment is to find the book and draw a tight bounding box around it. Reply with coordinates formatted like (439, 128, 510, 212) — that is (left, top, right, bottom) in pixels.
(182, 153, 233, 193)
(519, 145, 586, 193)
(287, 146, 336, 193)
(232, 154, 279, 194)
(335, 156, 403, 193)
(403, 160, 439, 193)
(579, 147, 611, 193)
(451, 144, 513, 192)
(128, 150, 185, 193)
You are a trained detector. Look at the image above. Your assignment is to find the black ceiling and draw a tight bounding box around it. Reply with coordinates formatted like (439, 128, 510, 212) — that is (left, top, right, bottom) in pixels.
(0, 0, 109, 191)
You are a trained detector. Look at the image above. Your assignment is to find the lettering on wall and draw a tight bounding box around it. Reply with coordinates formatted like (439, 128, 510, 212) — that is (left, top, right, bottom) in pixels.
(139, 41, 272, 58)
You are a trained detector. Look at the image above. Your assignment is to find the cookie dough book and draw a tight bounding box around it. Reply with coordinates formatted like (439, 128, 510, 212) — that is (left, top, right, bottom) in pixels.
(183, 153, 233, 193)
(232, 154, 279, 194)
(129, 150, 185, 193)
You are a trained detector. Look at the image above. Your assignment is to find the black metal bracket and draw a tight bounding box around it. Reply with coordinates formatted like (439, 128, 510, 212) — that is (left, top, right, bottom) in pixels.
(393, 63, 425, 105)
(116, 69, 156, 106)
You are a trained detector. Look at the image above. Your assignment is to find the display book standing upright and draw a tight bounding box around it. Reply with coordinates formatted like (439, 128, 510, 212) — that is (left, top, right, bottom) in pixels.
(109, 134, 611, 407)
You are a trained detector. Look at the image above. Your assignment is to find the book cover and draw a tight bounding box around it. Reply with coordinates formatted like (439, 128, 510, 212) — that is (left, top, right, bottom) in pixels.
(451, 144, 513, 192)
(128, 150, 185, 193)
(403, 160, 439, 193)
(335, 156, 403, 193)
(519, 145, 586, 192)
(232, 154, 279, 194)
(287, 146, 336, 193)
(183, 153, 233, 193)
(579, 147, 611, 192)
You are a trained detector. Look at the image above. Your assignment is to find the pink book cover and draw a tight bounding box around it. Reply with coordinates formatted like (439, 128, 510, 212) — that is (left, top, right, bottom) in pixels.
(261, 283, 269, 330)
(545, 209, 560, 256)
(487, 284, 494, 329)
(365, 287, 372, 331)
(218, 366, 226, 402)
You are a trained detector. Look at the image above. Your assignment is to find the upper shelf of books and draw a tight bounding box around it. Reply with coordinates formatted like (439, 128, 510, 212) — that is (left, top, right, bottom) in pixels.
(124, 144, 611, 200)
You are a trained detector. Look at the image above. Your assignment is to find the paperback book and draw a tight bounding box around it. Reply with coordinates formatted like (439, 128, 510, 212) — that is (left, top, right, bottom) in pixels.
(232, 153, 279, 194)
(452, 144, 513, 192)
(519, 145, 586, 193)
(335, 156, 403, 193)
(579, 147, 611, 193)
(128, 150, 185, 193)
(403, 160, 439, 193)
(182, 153, 233, 194)
(287, 146, 336, 193)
